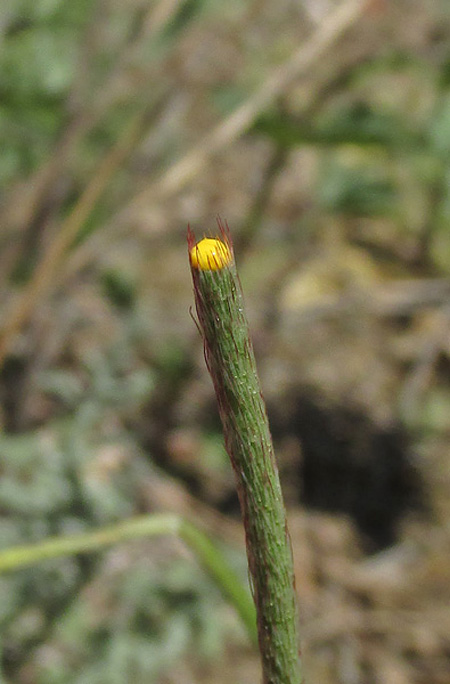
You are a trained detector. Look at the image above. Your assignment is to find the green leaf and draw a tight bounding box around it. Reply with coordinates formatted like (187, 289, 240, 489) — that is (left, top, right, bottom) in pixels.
(318, 160, 396, 216)
(252, 103, 421, 150)
(429, 94, 450, 158)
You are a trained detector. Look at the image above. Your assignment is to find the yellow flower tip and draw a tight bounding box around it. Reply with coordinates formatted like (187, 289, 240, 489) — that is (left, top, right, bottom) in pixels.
(190, 238, 232, 271)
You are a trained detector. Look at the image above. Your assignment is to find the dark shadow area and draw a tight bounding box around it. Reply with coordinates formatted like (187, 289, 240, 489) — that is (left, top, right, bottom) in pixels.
(270, 391, 424, 551)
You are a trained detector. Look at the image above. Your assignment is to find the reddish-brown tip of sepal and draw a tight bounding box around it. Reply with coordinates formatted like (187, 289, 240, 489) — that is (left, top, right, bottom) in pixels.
(187, 216, 234, 250)
(215, 215, 233, 250)
(187, 223, 196, 252)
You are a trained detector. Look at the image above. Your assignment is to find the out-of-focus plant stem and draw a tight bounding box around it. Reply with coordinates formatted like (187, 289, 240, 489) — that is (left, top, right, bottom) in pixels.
(188, 219, 302, 684)
(0, 513, 257, 644)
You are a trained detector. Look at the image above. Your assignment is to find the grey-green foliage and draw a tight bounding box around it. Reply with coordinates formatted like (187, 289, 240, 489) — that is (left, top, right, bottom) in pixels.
(253, 103, 421, 150)
(318, 160, 396, 217)
(0, 350, 153, 644)
(27, 557, 230, 684)
(0, 0, 94, 183)
(43, 348, 155, 524)
(0, 432, 71, 515)
(429, 94, 450, 159)
(252, 55, 450, 270)
(253, 103, 405, 217)
(0, 0, 213, 188)
(0, 336, 236, 681)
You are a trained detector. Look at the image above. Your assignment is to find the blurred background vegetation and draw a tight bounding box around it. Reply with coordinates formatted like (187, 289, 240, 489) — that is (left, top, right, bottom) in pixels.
(1, 0, 450, 682)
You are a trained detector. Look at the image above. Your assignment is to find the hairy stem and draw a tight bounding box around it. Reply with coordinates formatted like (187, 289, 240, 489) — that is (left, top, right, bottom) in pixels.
(188, 219, 302, 684)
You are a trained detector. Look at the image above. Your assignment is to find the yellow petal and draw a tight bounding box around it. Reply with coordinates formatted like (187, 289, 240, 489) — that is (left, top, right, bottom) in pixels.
(190, 238, 232, 271)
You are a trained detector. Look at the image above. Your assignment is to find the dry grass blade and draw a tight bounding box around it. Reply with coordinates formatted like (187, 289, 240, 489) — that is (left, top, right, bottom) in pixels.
(115, 0, 365, 223)
(63, 0, 366, 283)
(0, 112, 148, 369)
(0, 0, 364, 370)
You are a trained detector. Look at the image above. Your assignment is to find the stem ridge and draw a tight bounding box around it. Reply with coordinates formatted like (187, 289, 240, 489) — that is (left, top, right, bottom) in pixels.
(188, 219, 303, 684)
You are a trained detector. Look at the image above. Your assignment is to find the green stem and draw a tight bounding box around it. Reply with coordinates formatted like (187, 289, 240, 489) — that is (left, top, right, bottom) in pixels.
(0, 513, 257, 643)
(188, 220, 302, 684)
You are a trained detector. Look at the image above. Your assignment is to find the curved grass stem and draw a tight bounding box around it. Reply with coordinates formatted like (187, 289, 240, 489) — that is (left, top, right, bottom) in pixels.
(0, 513, 257, 644)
